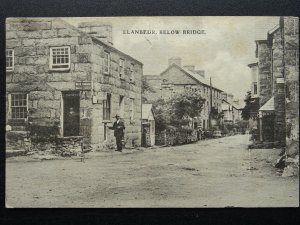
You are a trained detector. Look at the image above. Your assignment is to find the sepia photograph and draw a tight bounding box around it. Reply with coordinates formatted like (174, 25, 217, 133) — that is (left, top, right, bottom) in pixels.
(5, 16, 299, 208)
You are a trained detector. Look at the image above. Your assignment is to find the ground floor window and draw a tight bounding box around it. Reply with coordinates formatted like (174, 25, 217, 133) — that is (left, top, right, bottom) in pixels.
(10, 93, 28, 120)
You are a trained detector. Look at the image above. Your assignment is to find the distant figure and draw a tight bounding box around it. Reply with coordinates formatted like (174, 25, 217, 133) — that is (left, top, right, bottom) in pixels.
(109, 114, 125, 152)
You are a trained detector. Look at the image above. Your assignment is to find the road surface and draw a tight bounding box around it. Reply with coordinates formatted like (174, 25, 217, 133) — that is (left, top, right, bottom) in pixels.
(6, 135, 299, 207)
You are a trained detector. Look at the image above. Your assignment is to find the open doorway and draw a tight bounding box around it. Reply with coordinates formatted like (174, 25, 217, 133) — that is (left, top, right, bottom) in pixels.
(63, 91, 80, 137)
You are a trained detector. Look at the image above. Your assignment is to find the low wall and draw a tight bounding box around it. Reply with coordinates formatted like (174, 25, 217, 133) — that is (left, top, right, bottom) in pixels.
(155, 129, 198, 146)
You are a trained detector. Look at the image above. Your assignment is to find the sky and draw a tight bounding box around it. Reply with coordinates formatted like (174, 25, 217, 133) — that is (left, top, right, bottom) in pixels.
(64, 16, 279, 101)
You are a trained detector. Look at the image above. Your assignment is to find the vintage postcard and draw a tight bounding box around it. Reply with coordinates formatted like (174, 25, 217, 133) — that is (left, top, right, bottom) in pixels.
(5, 16, 299, 208)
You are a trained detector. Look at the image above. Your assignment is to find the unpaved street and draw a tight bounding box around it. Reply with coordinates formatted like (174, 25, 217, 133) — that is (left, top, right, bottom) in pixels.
(6, 135, 298, 207)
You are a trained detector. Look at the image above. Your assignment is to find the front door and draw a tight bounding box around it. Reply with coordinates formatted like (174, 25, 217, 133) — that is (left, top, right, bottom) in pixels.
(63, 91, 80, 137)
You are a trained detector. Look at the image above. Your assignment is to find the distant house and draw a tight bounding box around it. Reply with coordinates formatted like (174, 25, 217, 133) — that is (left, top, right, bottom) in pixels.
(221, 99, 242, 124)
(142, 104, 155, 147)
(144, 57, 224, 130)
(6, 18, 143, 150)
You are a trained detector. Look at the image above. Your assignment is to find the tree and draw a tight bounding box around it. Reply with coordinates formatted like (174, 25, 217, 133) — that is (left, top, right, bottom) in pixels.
(142, 77, 156, 103)
(241, 91, 252, 120)
(152, 89, 206, 132)
(169, 89, 206, 120)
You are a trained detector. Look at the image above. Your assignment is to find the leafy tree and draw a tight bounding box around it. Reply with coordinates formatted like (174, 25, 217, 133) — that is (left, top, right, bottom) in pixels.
(152, 89, 206, 132)
(241, 91, 252, 120)
(142, 77, 156, 103)
(169, 89, 206, 120)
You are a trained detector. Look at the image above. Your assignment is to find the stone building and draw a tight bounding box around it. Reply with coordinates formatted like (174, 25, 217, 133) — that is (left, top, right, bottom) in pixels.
(249, 16, 298, 147)
(144, 57, 224, 130)
(141, 104, 155, 147)
(6, 18, 143, 150)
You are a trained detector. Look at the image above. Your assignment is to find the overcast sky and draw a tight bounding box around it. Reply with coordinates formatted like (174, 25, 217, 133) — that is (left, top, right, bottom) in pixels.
(64, 16, 279, 101)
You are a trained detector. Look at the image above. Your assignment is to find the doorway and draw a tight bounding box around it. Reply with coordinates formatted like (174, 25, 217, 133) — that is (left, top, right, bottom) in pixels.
(63, 91, 80, 137)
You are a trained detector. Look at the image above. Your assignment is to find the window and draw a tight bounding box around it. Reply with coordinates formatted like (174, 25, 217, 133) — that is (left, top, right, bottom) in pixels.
(50, 46, 70, 70)
(119, 59, 125, 79)
(6, 49, 14, 71)
(103, 93, 111, 120)
(119, 96, 125, 118)
(130, 98, 134, 121)
(253, 82, 258, 95)
(10, 94, 28, 120)
(103, 51, 110, 74)
(130, 63, 135, 82)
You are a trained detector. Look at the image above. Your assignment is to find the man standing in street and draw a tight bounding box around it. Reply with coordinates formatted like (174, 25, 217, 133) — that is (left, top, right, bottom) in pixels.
(110, 114, 125, 152)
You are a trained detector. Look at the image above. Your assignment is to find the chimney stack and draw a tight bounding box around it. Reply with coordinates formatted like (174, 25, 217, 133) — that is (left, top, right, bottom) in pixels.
(183, 65, 195, 72)
(168, 57, 182, 67)
(78, 22, 113, 45)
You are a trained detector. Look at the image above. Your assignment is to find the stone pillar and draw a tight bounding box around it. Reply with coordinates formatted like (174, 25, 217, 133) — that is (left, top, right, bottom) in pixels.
(274, 78, 286, 146)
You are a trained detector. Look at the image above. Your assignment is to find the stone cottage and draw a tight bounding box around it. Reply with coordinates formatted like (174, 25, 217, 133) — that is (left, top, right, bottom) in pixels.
(144, 57, 224, 130)
(249, 16, 298, 147)
(6, 18, 143, 151)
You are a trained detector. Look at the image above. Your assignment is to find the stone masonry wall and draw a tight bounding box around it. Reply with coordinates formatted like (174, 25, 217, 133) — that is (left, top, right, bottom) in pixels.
(257, 41, 272, 107)
(6, 18, 94, 141)
(6, 18, 143, 150)
(89, 39, 142, 148)
(283, 17, 299, 145)
(272, 27, 286, 146)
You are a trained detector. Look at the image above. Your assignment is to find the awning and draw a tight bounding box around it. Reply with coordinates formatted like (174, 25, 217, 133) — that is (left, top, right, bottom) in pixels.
(259, 97, 274, 116)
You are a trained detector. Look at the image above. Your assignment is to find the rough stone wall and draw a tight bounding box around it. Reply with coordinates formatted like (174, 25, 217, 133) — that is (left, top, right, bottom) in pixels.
(6, 18, 143, 150)
(283, 17, 299, 145)
(271, 26, 286, 146)
(89, 40, 143, 148)
(257, 41, 272, 107)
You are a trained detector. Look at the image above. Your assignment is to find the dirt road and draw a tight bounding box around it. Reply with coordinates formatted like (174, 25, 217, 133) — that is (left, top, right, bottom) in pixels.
(6, 135, 298, 207)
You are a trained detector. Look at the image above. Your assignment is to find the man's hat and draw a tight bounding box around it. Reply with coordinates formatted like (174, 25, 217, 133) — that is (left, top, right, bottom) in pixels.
(115, 114, 120, 118)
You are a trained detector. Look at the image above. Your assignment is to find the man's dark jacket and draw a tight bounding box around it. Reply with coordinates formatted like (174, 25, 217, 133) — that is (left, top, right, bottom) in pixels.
(112, 120, 125, 138)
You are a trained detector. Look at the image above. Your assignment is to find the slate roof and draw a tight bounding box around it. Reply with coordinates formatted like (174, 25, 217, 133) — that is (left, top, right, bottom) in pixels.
(160, 63, 223, 92)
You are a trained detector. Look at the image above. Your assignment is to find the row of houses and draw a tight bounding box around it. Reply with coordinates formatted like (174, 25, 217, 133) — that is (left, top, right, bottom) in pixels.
(143, 57, 243, 131)
(5, 17, 244, 151)
(247, 16, 299, 148)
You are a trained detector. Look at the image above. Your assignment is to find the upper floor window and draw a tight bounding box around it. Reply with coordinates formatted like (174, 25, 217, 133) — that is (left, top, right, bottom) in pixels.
(130, 63, 135, 82)
(6, 49, 14, 72)
(119, 58, 125, 79)
(103, 51, 110, 75)
(10, 93, 28, 120)
(50, 46, 70, 71)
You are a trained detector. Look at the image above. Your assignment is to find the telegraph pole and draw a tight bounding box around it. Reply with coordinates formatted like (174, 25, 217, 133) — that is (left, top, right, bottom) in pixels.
(209, 76, 213, 129)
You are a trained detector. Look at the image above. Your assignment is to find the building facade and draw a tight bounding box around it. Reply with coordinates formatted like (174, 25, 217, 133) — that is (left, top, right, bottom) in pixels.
(249, 16, 299, 147)
(6, 18, 143, 150)
(144, 57, 224, 130)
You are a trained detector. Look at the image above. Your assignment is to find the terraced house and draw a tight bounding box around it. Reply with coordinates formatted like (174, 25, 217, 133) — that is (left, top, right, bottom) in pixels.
(6, 18, 143, 150)
(144, 57, 224, 130)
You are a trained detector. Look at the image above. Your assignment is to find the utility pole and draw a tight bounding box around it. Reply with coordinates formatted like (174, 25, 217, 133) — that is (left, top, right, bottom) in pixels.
(209, 76, 213, 129)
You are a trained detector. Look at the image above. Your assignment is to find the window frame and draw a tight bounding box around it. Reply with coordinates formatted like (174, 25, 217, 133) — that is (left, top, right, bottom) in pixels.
(103, 93, 111, 121)
(6, 49, 14, 72)
(103, 51, 110, 75)
(9, 93, 28, 121)
(129, 98, 134, 121)
(119, 95, 125, 118)
(130, 63, 135, 83)
(119, 58, 125, 79)
(49, 46, 71, 71)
